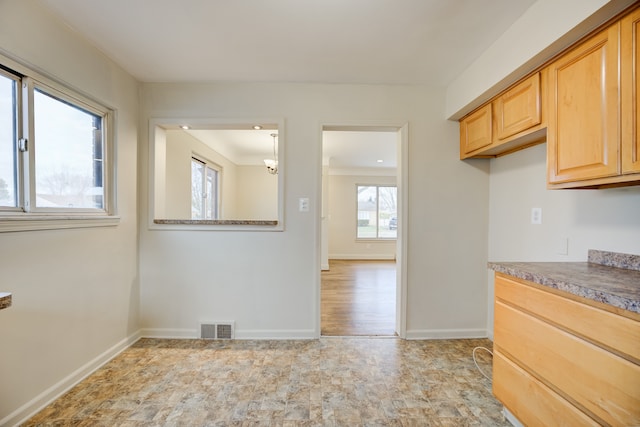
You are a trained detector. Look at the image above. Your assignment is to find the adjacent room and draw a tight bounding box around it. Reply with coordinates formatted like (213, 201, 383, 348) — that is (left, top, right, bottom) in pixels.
(1, 1, 639, 426)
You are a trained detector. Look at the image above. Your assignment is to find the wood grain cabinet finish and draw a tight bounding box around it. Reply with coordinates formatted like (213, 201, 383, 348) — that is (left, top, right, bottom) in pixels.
(459, 73, 545, 159)
(547, 6, 640, 188)
(495, 73, 541, 140)
(622, 7, 640, 174)
(459, 103, 492, 158)
(493, 273, 640, 426)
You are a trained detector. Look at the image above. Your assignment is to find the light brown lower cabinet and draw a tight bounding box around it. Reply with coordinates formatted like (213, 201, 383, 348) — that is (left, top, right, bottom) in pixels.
(493, 273, 640, 426)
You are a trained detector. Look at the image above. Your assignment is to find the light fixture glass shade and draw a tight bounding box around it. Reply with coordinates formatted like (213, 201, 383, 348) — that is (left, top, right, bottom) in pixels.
(264, 159, 278, 175)
(265, 133, 278, 174)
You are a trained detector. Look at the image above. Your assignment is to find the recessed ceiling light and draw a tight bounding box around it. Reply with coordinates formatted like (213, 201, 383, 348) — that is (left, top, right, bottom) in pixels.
(253, 125, 262, 130)
(180, 125, 190, 130)
(377, 159, 384, 163)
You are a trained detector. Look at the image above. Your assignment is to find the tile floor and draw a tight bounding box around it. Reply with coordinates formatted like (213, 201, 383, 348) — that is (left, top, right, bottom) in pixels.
(24, 338, 510, 427)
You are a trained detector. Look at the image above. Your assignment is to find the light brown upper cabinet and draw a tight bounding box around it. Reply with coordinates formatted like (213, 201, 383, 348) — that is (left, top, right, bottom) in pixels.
(459, 72, 546, 160)
(495, 73, 541, 140)
(459, 103, 492, 157)
(622, 7, 640, 175)
(547, 6, 640, 188)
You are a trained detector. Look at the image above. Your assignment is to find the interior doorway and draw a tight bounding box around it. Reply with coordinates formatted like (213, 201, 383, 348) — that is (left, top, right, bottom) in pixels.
(320, 125, 406, 337)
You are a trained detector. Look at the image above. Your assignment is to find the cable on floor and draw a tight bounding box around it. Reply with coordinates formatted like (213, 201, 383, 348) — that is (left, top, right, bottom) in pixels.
(472, 346, 493, 381)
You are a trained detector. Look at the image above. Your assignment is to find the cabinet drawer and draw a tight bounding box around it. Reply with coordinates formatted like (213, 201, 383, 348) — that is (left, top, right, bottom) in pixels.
(495, 273, 640, 363)
(495, 301, 640, 426)
(493, 350, 599, 427)
(495, 73, 541, 140)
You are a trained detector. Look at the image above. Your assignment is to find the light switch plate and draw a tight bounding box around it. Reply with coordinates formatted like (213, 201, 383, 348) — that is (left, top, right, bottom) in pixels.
(299, 197, 309, 212)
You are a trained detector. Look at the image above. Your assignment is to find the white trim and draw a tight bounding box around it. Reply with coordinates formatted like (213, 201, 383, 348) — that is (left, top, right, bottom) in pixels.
(2, 331, 141, 427)
(0, 216, 120, 232)
(503, 407, 525, 427)
(329, 254, 395, 260)
(405, 328, 488, 340)
(140, 328, 198, 339)
(140, 328, 316, 340)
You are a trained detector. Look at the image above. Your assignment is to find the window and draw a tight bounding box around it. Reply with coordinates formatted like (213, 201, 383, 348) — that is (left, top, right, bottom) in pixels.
(357, 185, 397, 239)
(0, 59, 114, 230)
(191, 156, 220, 220)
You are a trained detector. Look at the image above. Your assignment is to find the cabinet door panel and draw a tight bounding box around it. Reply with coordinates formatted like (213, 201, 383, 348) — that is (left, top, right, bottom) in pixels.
(547, 24, 619, 183)
(459, 103, 492, 157)
(495, 73, 541, 140)
(622, 8, 640, 173)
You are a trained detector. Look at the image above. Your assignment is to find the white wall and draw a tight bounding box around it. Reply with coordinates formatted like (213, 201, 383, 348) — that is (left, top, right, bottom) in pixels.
(446, 0, 637, 119)
(138, 82, 491, 340)
(486, 144, 640, 338)
(327, 174, 396, 259)
(236, 166, 278, 219)
(0, 1, 139, 425)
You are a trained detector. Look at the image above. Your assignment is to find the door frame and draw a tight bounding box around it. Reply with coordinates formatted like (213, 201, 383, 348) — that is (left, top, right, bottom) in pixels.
(316, 122, 408, 338)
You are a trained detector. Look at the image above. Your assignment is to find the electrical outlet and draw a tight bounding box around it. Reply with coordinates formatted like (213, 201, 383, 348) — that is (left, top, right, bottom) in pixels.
(531, 207, 542, 224)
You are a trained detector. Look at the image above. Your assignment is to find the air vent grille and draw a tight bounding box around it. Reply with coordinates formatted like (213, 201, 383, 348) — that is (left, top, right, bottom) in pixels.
(200, 322, 234, 340)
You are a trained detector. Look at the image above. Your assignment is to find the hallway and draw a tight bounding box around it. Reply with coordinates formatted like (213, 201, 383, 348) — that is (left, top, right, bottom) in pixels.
(321, 260, 396, 336)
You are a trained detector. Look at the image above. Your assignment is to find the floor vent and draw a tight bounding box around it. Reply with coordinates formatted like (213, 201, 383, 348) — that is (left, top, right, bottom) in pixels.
(200, 322, 235, 340)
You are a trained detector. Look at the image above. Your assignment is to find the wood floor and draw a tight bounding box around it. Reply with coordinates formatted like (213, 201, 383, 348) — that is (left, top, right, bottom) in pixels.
(321, 259, 396, 336)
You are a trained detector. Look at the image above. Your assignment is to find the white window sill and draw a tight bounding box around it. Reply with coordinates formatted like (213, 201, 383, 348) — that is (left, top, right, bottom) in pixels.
(0, 215, 120, 233)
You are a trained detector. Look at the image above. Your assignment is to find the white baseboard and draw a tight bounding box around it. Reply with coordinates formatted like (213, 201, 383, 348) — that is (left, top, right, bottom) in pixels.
(329, 254, 395, 260)
(405, 328, 488, 340)
(503, 407, 524, 427)
(321, 263, 330, 270)
(2, 331, 141, 427)
(139, 328, 198, 339)
(141, 328, 317, 340)
(235, 329, 316, 340)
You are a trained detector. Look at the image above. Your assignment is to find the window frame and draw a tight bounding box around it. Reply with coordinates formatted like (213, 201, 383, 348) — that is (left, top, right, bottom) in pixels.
(0, 54, 118, 232)
(355, 184, 397, 240)
(191, 154, 221, 220)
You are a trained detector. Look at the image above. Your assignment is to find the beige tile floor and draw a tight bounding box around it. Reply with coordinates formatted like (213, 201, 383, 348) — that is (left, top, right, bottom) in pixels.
(24, 338, 509, 427)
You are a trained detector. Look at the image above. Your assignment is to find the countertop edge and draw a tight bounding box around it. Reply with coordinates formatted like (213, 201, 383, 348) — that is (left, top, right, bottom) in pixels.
(488, 262, 639, 315)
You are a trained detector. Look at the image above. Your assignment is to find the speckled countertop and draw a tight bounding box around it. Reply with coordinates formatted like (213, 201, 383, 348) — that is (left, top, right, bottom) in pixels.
(489, 250, 640, 315)
(154, 219, 278, 226)
(0, 292, 11, 310)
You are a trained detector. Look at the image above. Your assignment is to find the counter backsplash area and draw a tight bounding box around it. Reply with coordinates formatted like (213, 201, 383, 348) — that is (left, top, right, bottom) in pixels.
(588, 249, 640, 271)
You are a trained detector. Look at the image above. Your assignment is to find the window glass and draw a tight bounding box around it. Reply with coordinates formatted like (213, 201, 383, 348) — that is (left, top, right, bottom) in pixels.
(191, 157, 219, 220)
(33, 88, 104, 209)
(357, 185, 397, 239)
(191, 159, 204, 219)
(0, 73, 17, 208)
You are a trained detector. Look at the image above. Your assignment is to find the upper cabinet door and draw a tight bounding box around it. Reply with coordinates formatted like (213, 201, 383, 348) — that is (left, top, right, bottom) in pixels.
(622, 8, 640, 174)
(459, 103, 492, 158)
(495, 73, 541, 140)
(547, 23, 620, 184)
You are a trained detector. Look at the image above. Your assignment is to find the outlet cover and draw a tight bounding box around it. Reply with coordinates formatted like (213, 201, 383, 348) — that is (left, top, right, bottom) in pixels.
(531, 207, 542, 224)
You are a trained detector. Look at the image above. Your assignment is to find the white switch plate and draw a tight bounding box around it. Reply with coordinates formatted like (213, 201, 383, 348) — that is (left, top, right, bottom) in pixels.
(531, 207, 542, 224)
(298, 197, 309, 212)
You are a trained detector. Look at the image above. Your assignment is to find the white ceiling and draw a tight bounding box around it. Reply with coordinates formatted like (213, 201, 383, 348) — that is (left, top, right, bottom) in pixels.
(39, 0, 536, 168)
(39, 0, 535, 86)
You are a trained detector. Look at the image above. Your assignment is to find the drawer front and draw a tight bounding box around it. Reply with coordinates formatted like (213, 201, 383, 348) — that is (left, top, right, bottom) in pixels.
(493, 350, 599, 427)
(495, 300, 640, 426)
(495, 273, 640, 364)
